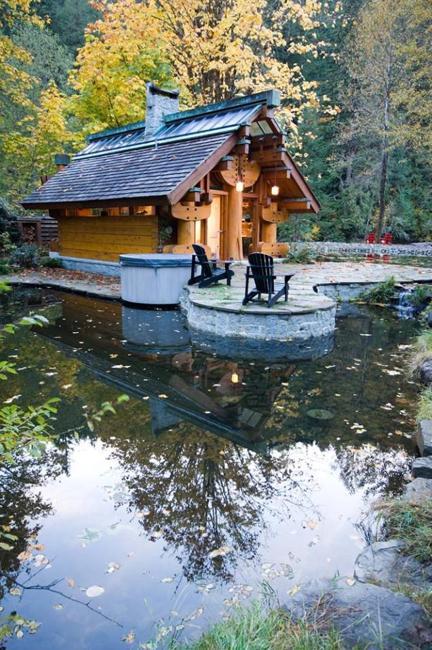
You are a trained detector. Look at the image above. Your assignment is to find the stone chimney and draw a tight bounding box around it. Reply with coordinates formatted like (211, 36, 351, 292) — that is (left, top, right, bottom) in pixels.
(145, 82, 179, 138)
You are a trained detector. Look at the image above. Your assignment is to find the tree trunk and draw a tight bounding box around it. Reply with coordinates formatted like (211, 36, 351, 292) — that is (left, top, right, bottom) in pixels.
(375, 87, 390, 242)
(375, 147, 388, 242)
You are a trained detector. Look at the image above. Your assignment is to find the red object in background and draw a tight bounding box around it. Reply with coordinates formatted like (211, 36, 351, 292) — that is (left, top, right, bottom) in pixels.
(366, 232, 375, 244)
(381, 232, 393, 245)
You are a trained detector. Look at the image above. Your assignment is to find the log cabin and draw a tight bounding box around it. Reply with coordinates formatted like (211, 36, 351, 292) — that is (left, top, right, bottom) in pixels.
(22, 83, 319, 273)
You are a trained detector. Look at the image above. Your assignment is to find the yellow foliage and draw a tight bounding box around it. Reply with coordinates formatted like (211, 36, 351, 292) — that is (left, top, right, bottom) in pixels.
(3, 82, 78, 202)
(70, 0, 324, 137)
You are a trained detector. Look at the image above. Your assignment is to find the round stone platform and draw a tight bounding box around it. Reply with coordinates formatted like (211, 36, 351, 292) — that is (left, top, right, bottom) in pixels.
(181, 260, 432, 360)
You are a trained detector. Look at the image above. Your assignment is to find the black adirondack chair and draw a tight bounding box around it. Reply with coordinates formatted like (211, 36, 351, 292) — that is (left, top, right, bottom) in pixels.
(243, 252, 294, 307)
(189, 244, 234, 288)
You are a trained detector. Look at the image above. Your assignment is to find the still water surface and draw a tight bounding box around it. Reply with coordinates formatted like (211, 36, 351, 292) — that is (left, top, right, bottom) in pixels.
(0, 289, 420, 649)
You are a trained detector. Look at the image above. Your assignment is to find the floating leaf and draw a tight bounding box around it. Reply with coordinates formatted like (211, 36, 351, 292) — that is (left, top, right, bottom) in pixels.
(106, 562, 120, 574)
(86, 585, 105, 598)
(122, 631, 135, 644)
(53, 603, 63, 610)
(161, 576, 174, 584)
(78, 528, 101, 543)
(306, 409, 334, 420)
(209, 545, 232, 559)
(9, 587, 22, 597)
(66, 578, 76, 588)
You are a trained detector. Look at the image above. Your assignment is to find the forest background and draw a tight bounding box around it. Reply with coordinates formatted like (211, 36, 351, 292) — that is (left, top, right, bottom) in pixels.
(0, 0, 431, 242)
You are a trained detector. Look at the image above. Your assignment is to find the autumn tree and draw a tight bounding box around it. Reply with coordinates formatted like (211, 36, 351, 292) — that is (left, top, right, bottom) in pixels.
(2, 82, 76, 203)
(70, 0, 324, 135)
(343, 0, 408, 241)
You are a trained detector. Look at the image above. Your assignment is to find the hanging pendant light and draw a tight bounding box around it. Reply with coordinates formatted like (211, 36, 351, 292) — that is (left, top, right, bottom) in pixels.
(236, 179, 244, 193)
(271, 184, 280, 197)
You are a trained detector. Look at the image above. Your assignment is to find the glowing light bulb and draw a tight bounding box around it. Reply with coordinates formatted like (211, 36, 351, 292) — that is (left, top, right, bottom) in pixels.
(231, 372, 239, 384)
(271, 184, 280, 196)
(235, 180, 244, 192)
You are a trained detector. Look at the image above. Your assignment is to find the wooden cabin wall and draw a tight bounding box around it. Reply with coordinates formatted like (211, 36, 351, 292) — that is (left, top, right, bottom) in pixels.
(55, 214, 159, 261)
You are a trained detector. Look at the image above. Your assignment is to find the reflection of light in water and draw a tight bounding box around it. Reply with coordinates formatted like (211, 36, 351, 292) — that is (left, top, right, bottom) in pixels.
(231, 372, 239, 384)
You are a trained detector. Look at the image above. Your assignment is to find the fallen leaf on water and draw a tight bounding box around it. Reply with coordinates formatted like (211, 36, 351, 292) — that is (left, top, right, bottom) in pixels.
(67, 578, 76, 588)
(9, 587, 22, 597)
(53, 604, 63, 610)
(209, 545, 232, 559)
(17, 550, 32, 563)
(106, 562, 120, 574)
(122, 630, 135, 644)
(85, 585, 105, 598)
(161, 577, 174, 583)
(287, 584, 300, 596)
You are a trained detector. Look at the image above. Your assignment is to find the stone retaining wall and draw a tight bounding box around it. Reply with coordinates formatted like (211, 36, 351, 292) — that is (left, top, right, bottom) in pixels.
(184, 295, 336, 342)
(289, 241, 432, 258)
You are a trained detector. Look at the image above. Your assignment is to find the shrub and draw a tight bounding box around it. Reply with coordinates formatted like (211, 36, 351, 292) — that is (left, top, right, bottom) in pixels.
(283, 248, 316, 264)
(0, 261, 11, 275)
(409, 284, 432, 309)
(40, 256, 63, 269)
(10, 244, 41, 269)
(357, 277, 396, 304)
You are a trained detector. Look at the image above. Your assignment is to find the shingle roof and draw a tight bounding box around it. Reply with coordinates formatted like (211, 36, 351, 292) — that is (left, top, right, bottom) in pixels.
(22, 89, 281, 208)
(22, 132, 234, 208)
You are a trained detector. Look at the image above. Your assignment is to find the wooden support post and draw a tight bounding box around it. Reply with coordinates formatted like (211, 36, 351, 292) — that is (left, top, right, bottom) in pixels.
(226, 184, 243, 259)
(261, 221, 277, 244)
(177, 220, 195, 246)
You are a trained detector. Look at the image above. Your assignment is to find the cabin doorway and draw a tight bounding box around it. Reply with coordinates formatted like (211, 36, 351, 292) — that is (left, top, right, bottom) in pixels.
(206, 195, 221, 257)
(242, 197, 258, 257)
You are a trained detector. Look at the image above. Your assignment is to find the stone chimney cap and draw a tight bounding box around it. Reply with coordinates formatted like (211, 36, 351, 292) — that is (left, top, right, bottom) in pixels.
(54, 153, 70, 166)
(147, 82, 180, 100)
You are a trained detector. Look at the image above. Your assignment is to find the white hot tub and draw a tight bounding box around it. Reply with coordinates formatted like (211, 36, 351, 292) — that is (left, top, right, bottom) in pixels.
(120, 254, 192, 306)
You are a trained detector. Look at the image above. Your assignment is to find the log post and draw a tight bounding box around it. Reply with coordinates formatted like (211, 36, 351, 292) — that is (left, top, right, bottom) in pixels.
(226, 184, 243, 259)
(261, 221, 277, 245)
(177, 220, 195, 246)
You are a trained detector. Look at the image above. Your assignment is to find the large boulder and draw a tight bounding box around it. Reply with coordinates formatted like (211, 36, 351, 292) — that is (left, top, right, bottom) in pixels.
(417, 420, 432, 456)
(412, 456, 432, 479)
(402, 477, 432, 504)
(419, 359, 432, 385)
(354, 540, 432, 588)
(283, 578, 431, 649)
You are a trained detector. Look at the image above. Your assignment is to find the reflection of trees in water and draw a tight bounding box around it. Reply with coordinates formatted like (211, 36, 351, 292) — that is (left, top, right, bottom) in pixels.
(335, 444, 411, 498)
(108, 424, 300, 583)
(0, 448, 66, 598)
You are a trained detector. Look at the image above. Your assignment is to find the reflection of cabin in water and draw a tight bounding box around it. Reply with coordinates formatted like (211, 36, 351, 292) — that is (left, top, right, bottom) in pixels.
(35, 290, 297, 452)
(22, 84, 319, 270)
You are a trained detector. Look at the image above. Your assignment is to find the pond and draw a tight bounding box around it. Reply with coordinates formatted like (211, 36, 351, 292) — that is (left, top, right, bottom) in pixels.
(0, 288, 420, 649)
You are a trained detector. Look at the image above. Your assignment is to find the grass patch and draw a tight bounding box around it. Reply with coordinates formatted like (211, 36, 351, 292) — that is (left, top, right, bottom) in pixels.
(356, 277, 396, 305)
(408, 329, 432, 377)
(418, 388, 432, 420)
(398, 584, 432, 617)
(377, 500, 432, 564)
(177, 602, 343, 650)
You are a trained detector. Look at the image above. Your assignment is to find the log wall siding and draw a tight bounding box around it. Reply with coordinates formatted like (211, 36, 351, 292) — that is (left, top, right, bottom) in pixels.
(57, 215, 159, 261)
